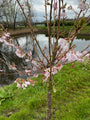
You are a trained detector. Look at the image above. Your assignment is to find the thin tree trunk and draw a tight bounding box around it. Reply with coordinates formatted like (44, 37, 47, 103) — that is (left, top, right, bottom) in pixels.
(13, 12, 17, 30)
(46, 76, 53, 120)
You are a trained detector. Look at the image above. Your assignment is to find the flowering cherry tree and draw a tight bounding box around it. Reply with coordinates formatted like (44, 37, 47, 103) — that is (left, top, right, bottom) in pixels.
(0, 0, 90, 119)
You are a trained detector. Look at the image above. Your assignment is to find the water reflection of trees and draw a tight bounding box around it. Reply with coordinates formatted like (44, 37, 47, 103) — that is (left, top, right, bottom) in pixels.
(0, 35, 35, 86)
(77, 35, 90, 40)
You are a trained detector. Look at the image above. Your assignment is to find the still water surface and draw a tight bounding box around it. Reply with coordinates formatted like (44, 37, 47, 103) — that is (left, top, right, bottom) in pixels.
(0, 34, 90, 87)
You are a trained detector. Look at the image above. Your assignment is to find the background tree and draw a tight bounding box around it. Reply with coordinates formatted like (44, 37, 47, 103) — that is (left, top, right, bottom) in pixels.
(0, 0, 34, 29)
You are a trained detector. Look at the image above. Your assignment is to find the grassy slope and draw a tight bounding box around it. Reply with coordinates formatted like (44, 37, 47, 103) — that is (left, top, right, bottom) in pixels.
(0, 60, 90, 120)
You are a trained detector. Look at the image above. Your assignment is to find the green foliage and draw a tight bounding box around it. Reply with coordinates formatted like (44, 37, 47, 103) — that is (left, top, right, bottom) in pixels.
(79, 17, 86, 27)
(0, 88, 13, 105)
(0, 60, 90, 119)
(45, 20, 75, 26)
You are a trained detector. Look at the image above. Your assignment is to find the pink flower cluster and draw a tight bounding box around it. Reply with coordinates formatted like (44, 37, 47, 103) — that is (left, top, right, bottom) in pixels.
(14, 78, 30, 89)
(25, 69, 32, 76)
(56, 39, 88, 63)
(78, 0, 89, 11)
(66, 50, 84, 62)
(15, 47, 25, 58)
(14, 77, 37, 89)
(0, 33, 14, 47)
(43, 64, 63, 82)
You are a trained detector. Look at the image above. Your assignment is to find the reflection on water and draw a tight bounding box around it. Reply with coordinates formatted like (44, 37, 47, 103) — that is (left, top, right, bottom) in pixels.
(77, 35, 90, 40)
(0, 34, 90, 86)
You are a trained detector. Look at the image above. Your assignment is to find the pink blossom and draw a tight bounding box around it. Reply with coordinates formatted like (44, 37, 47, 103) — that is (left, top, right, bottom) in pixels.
(66, 50, 84, 62)
(43, 77, 47, 82)
(32, 60, 36, 64)
(43, 68, 50, 80)
(14, 78, 23, 83)
(25, 81, 30, 85)
(25, 59, 30, 62)
(42, 57, 45, 64)
(57, 50, 60, 55)
(54, 2, 57, 10)
(27, 77, 31, 81)
(28, 51, 32, 57)
(22, 81, 31, 89)
(72, 64, 74, 68)
(88, 56, 90, 59)
(57, 64, 63, 71)
(60, 39, 68, 48)
(17, 83, 21, 88)
(66, 51, 77, 61)
(25, 69, 32, 76)
(60, 10, 67, 18)
(33, 74, 38, 77)
(1, 36, 7, 41)
(37, 64, 39, 67)
(15, 78, 31, 89)
(61, 57, 66, 62)
(82, 51, 87, 55)
(15, 49, 25, 58)
(44, 71, 50, 78)
(22, 83, 28, 89)
(78, 0, 89, 11)
(0, 38, 4, 43)
(41, 71, 45, 75)
(26, 69, 32, 75)
(4, 32, 10, 37)
(45, 67, 50, 72)
(4, 40, 14, 47)
(52, 66, 57, 75)
(32, 83, 35, 86)
(61, 45, 69, 53)
(86, 54, 90, 59)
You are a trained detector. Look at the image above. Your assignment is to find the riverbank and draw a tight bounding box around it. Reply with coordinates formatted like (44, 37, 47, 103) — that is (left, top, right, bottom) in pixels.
(0, 59, 90, 119)
(8, 25, 90, 38)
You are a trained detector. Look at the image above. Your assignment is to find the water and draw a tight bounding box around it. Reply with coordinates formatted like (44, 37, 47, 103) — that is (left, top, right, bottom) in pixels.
(0, 34, 90, 86)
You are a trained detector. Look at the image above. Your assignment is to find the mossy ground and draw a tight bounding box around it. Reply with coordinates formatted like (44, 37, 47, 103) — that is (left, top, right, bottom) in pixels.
(0, 59, 90, 120)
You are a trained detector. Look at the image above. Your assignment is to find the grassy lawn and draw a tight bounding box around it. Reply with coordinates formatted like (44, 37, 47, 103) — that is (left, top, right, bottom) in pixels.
(36, 25, 90, 34)
(0, 59, 90, 120)
(8, 25, 90, 37)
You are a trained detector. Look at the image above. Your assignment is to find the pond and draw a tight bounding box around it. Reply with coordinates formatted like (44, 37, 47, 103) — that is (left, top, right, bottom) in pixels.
(0, 34, 90, 87)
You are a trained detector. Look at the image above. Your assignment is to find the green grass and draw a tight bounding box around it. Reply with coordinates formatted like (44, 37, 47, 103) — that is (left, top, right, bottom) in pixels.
(8, 25, 90, 38)
(36, 25, 90, 34)
(0, 59, 90, 120)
